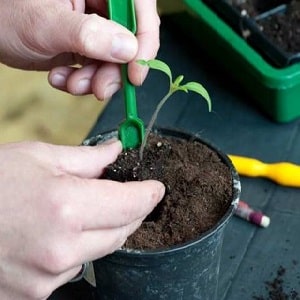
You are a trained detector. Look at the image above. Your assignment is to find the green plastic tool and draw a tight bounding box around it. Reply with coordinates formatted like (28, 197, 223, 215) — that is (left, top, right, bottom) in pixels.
(108, 0, 145, 149)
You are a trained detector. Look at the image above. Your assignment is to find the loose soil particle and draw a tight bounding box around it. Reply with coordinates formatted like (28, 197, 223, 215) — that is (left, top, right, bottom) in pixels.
(253, 265, 300, 300)
(103, 133, 233, 250)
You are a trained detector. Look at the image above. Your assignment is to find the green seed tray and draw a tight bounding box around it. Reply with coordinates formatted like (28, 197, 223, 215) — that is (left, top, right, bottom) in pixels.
(176, 0, 300, 122)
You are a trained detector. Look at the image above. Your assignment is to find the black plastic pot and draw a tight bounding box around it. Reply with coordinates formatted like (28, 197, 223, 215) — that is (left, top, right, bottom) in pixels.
(83, 128, 241, 300)
(203, 0, 300, 68)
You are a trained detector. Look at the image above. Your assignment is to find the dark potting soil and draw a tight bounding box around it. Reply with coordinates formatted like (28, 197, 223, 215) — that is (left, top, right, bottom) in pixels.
(257, 2, 300, 54)
(231, 0, 300, 54)
(252, 265, 300, 300)
(103, 133, 233, 250)
(230, 0, 290, 16)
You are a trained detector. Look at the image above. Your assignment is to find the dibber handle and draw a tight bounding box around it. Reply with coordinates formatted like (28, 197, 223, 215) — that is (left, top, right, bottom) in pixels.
(229, 155, 300, 188)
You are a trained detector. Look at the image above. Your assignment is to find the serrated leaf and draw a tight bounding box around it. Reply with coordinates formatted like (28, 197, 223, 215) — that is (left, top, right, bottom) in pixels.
(181, 82, 212, 111)
(137, 59, 172, 84)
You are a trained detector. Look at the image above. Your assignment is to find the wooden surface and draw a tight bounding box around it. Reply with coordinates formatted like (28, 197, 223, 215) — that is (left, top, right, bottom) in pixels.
(0, 65, 105, 145)
(48, 15, 300, 300)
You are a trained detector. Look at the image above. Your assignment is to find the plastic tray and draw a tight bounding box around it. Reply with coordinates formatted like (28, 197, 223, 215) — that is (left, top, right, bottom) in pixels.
(175, 0, 300, 122)
(202, 0, 300, 68)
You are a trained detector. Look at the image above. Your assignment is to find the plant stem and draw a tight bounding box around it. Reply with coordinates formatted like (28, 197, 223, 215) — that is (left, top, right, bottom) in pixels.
(139, 89, 175, 160)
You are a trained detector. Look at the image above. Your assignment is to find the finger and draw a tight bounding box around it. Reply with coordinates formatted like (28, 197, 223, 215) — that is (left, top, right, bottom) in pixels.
(38, 266, 83, 299)
(62, 265, 83, 283)
(43, 266, 83, 295)
(6, 264, 80, 300)
(42, 219, 144, 277)
(67, 180, 165, 230)
(48, 55, 97, 91)
(37, 180, 164, 270)
(50, 63, 122, 99)
(48, 66, 75, 92)
(128, 0, 161, 85)
(57, 140, 122, 178)
(46, 9, 138, 62)
(77, 218, 144, 262)
(30, 139, 122, 178)
(91, 62, 121, 100)
(65, 64, 98, 95)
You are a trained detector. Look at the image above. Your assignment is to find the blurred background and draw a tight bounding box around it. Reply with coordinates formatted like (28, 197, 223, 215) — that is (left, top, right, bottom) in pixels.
(0, 65, 105, 145)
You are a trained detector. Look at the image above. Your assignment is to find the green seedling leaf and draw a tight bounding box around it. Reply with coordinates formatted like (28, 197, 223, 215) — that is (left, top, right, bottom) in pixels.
(173, 75, 184, 87)
(176, 85, 189, 93)
(137, 59, 212, 160)
(181, 82, 212, 111)
(137, 59, 172, 85)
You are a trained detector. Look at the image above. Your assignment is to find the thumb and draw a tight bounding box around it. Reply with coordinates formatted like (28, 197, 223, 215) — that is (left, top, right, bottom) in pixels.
(48, 9, 138, 62)
(47, 139, 122, 178)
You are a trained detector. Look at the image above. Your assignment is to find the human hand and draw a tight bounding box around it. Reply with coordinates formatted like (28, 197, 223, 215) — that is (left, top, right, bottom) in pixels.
(0, 139, 164, 300)
(0, 0, 160, 100)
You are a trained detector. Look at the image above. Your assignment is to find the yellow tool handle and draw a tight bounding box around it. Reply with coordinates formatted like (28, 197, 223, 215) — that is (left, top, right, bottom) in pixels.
(229, 155, 300, 188)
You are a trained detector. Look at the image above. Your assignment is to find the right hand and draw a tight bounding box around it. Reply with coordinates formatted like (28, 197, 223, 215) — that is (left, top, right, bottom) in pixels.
(0, 139, 165, 300)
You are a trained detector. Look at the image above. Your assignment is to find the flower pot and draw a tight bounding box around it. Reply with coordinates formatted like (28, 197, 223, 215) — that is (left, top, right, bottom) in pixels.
(83, 128, 241, 300)
(166, 0, 300, 123)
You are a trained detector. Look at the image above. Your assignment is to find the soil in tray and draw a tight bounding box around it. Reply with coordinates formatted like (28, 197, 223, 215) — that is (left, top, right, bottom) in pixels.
(229, 0, 290, 16)
(231, 0, 300, 54)
(257, 2, 300, 54)
(103, 133, 233, 250)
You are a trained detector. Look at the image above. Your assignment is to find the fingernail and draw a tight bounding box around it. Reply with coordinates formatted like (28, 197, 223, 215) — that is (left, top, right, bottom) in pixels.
(111, 33, 137, 60)
(157, 183, 166, 201)
(101, 138, 120, 146)
(51, 73, 66, 87)
(139, 67, 149, 86)
(99, 139, 122, 152)
(103, 82, 121, 100)
(75, 78, 90, 95)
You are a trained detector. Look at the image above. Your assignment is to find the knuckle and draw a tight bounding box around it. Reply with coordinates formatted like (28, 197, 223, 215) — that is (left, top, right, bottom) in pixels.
(17, 140, 45, 152)
(42, 243, 74, 275)
(37, 199, 80, 274)
(15, 141, 53, 161)
(155, 11, 161, 27)
(23, 280, 52, 300)
(47, 182, 82, 232)
(76, 14, 101, 56)
(120, 191, 138, 221)
(52, 197, 73, 225)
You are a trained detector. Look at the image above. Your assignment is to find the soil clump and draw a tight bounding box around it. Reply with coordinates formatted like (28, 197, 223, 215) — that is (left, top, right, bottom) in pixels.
(103, 133, 233, 250)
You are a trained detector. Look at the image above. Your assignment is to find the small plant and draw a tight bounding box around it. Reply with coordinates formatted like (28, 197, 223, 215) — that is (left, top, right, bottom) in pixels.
(137, 59, 212, 160)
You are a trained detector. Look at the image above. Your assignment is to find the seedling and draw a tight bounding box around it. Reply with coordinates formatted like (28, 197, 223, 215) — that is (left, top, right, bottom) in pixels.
(137, 59, 212, 160)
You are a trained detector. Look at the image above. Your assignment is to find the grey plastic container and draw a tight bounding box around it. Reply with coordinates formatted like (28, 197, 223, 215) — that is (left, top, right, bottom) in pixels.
(84, 128, 241, 300)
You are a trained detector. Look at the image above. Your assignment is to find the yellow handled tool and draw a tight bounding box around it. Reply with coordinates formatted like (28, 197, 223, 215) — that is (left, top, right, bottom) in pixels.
(229, 155, 300, 188)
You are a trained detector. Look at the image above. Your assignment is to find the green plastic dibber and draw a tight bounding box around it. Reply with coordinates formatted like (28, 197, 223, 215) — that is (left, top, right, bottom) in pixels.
(108, 0, 145, 150)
